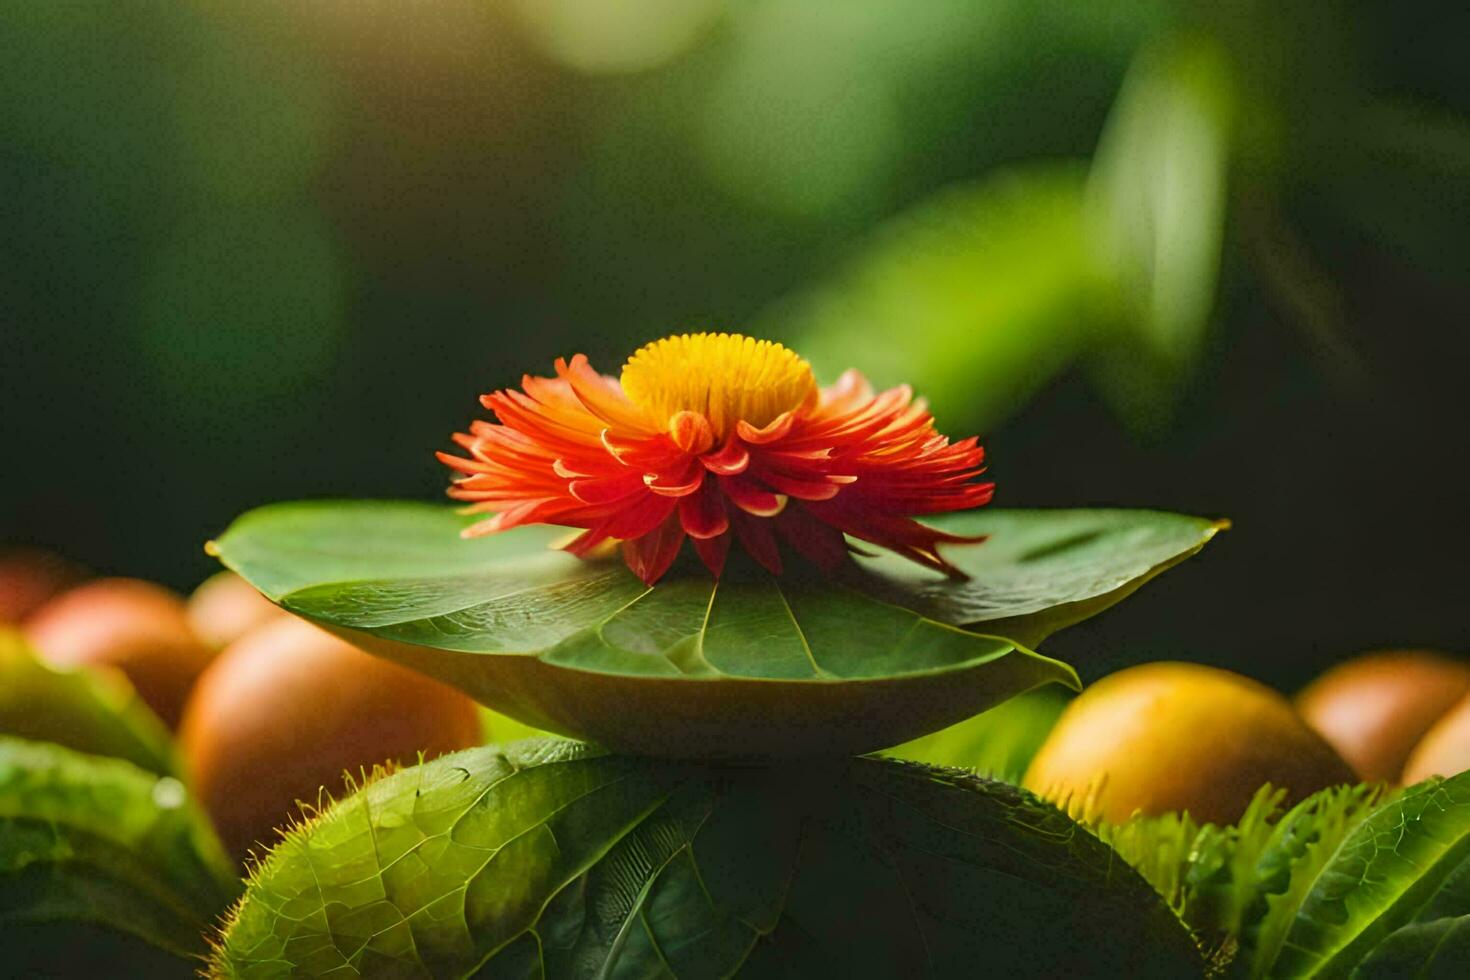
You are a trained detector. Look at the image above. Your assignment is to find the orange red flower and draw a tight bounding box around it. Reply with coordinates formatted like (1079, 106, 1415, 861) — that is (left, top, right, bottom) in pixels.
(439, 333, 994, 585)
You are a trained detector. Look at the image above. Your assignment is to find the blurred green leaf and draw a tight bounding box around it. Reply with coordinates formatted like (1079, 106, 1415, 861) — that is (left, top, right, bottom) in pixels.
(770, 163, 1100, 432)
(0, 629, 177, 776)
(881, 684, 1071, 782)
(514, 0, 723, 75)
(0, 736, 239, 973)
(1086, 34, 1234, 432)
(213, 738, 1202, 977)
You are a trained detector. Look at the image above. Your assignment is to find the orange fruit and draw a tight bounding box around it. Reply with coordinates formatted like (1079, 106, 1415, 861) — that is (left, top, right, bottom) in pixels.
(180, 617, 483, 858)
(1024, 662, 1353, 825)
(1296, 650, 1470, 783)
(24, 578, 212, 727)
(186, 570, 285, 649)
(1402, 692, 1470, 785)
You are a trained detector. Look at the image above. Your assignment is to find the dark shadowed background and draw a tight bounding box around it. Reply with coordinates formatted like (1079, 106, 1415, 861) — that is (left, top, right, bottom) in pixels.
(3, 0, 1467, 691)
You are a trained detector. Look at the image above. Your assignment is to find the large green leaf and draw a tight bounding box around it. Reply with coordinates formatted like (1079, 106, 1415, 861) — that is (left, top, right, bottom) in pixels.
(210, 501, 1222, 758)
(0, 629, 177, 776)
(211, 738, 1202, 979)
(0, 736, 240, 974)
(1254, 772, 1470, 977)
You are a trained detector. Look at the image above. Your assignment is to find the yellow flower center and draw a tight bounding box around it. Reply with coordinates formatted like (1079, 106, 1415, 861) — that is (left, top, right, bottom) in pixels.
(620, 332, 817, 438)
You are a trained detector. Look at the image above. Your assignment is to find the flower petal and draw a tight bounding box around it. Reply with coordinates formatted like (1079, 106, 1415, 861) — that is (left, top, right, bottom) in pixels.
(644, 459, 705, 497)
(701, 439, 750, 476)
(777, 506, 851, 571)
(622, 518, 686, 585)
(558, 354, 657, 433)
(692, 532, 731, 577)
(601, 493, 680, 540)
(731, 513, 782, 576)
(735, 410, 797, 445)
(667, 410, 716, 455)
(679, 480, 729, 539)
(569, 474, 645, 505)
(721, 476, 787, 517)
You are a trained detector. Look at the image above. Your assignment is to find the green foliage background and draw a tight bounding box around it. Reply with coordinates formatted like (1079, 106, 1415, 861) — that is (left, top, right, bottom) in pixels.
(2, 3, 1467, 683)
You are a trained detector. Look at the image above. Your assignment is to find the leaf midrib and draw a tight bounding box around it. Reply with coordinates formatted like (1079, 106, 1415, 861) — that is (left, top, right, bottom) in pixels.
(1305, 829, 1470, 977)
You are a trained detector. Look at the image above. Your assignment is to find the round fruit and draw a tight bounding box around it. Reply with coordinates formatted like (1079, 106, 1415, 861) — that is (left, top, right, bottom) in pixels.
(1402, 693, 1470, 785)
(23, 578, 213, 727)
(1295, 650, 1470, 783)
(1023, 661, 1353, 825)
(186, 571, 284, 649)
(179, 617, 483, 858)
(0, 548, 85, 623)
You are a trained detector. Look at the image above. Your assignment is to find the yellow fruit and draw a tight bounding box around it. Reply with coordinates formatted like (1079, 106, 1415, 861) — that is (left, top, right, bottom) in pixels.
(23, 578, 213, 727)
(179, 617, 483, 858)
(1402, 693, 1470, 785)
(186, 571, 285, 649)
(1024, 662, 1353, 825)
(1296, 650, 1470, 783)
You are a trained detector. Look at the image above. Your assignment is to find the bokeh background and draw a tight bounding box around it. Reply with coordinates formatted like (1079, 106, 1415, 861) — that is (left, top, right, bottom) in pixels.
(3, 0, 1467, 691)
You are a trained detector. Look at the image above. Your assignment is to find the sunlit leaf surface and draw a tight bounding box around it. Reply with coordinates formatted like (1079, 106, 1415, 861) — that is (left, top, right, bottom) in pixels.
(1086, 33, 1234, 431)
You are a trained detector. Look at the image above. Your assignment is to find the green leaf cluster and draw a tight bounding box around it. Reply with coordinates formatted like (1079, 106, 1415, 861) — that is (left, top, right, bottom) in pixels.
(1101, 771, 1470, 977)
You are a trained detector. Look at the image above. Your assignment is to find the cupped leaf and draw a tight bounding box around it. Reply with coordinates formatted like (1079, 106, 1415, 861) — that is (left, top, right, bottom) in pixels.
(0, 736, 240, 973)
(1255, 772, 1470, 978)
(0, 629, 177, 776)
(212, 738, 1203, 979)
(210, 501, 1221, 759)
